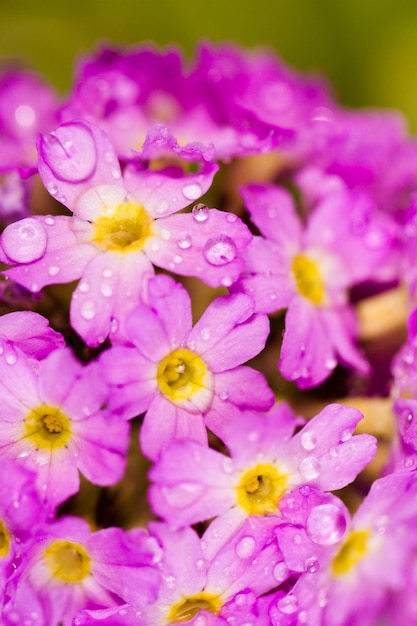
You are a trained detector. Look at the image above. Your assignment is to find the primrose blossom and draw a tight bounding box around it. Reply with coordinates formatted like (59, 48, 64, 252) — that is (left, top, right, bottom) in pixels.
(0, 345, 129, 511)
(101, 273, 273, 459)
(0, 120, 252, 346)
(149, 402, 377, 540)
(233, 182, 397, 387)
(74, 518, 282, 625)
(275, 473, 417, 625)
(3, 516, 161, 626)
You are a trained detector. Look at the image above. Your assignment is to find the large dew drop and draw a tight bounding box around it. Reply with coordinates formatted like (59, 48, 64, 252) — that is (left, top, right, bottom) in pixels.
(2, 218, 48, 263)
(203, 236, 237, 266)
(306, 503, 347, 545)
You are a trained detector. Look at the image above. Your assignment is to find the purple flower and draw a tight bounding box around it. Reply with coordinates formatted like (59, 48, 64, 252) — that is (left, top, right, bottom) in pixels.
(0, 120, 253, 346)
(275, 473, 417, 625)
(149, 403, 376, 537)
(101, 274, 273, 459)
(60, 43, 285, 161)
(75, 519, 281, 625)
(0, 346, 129, 510)
(233, 183, 397, 387)
(2, 516, 160, 625)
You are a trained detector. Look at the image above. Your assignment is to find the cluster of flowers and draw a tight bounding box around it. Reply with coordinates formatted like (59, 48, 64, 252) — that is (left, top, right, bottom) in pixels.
(1, 41, 417, 625)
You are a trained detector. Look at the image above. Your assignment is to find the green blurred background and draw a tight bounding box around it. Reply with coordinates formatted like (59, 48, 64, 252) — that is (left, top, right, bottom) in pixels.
(1, 0, 417, 129)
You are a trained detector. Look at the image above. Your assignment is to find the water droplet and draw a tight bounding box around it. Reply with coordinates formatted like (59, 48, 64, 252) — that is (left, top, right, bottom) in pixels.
(340, 429, 352, 442)
(150, 241, 160, 251)
(164, 575, 176, 589)
(192, 203, 209, 222)
(306, 503, 347, 545)
(5, 352, 17, 365)
(47, 182, 58, 196)
(161, 228, 171, 241)
(277, 595, 298, 615)
(200, 327, 211, 340)
(299, 456, 321, 480)
(103, 267, 113, 278)
(173, 254, 183, 264)
(177, 234, 192, 249)
(235, 536, 256, 559)
(156, 200, 169, 214)
(226, 212, 238, 223)
(195, 559, 205, 572)
(45, 216, 55, 226)
(112, 168, 121, 179)
(104, 150, 113, 163)
(300, 431, 317, 451)
(273, 562, 289, 582)
(304, 557, 319, 574)
(221, 276, 233, 287)
(101, 283, 113, 297)
(293, 534, 302, 545)
(219, 390, 229, 400)
(118, 608, 128, 616)
(48, 265, 60, 276)
(222, 457, 234, 473)
(268, 208, 277, 218)
(2, 218, 48, 263)
(79, 280, 90, 293)
(110, 317, 119, 334)
(183, 182, 202, 200)
(81, 301, 96, 320)
(269, 292, 277, 301)
(203, 235, 237, 266)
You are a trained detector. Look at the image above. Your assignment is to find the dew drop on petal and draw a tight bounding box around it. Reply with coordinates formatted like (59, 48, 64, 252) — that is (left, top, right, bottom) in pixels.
(339, 429, 352, 442)
(101, 283, 113, 297)
(156, 200, 169, 214)
(219, 390, 229, 400)
(5, 352, 17, 365)
(79, 280, 90, 293)
(273, 562, 289, 582)
(2, 218, 48, 263)
(183, 182, 202, 200)
(47, 183, 58, 196)
(304, 557, 320, 574)
(48, 265, 60, 276)
(81, 301, 96, 320)
(306, 503, 347, 545)
(277, 595, 298, 615)
(195, 559, 205, 572)
(173, 254, 183, 264)
(192, 203, 209, 222)
(200, 327, 211, 340)
(203, 235, 237, 266)
(222, 457, 234, 474)
(226, 212, 238, 223)
(221, 276, 233, 287)
(235, 536, 256, 559)
(300, 431, 317, 451)
(44, 216, 55, 226)
(103, 267, 113, 278)
(299, 456, 321, 480)
(177, 234, 192, 249)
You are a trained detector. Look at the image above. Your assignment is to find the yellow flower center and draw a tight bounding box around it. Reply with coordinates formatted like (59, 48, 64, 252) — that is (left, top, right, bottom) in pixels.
(44, 540, 91, 583)
(236, 464, 288, 515)
(157, 348, 212, 405)
(24, 404, 72, 449)
(168, 593, 222, 623)
(331, 529, 370, 576)
(0, 520, 11, 558)
(92, 199, 153, 252)
(292, 253, 325, 304)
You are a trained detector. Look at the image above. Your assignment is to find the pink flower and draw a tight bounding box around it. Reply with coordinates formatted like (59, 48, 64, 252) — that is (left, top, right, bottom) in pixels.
(101, 274, 273, 459)
(3, 516, 160, 625)
(0, 346, 129, 511)
(233, 183, 396, 387)
(149, 403, 376, 539)
(1, 121, 252, 346)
